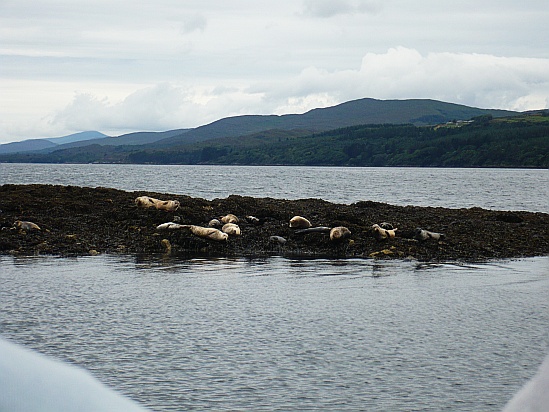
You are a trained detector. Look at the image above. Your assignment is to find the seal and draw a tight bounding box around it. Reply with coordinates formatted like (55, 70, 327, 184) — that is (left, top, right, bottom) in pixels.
(221, 214, 239, 224)
(208, 219, 222, 227)
(14, 220, 41, 231)
(187, 225, 228, 241)
(222, 223, 241, 236)
(157, 222, 228, 241)
(371, 223, 397, 240)
(156, 222, 185, 230)
(289, 216, 312, 228)
(379, 222, 394, 230)
(294, 226, 331, 235)
(330, 226, 351, 242)
(246, 215, 260, 224)
(414, 228, 445, 241)
(269, 235, 287, 245)
(135, 196, 180, 212)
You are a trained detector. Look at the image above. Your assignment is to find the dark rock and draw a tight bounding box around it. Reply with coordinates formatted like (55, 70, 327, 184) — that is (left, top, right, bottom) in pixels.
(0, 184, 548, 262)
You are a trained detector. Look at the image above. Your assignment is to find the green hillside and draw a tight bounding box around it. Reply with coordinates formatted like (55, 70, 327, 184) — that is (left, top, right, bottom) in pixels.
(127, 114, 549, 168)
(1, 99, 545, 168)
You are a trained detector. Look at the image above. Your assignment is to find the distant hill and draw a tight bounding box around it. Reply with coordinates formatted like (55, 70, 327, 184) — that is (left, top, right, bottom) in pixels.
(0, 98, 531, 165)
(153, 98, 516, 147)
(45, 131, 108, 145)
(0, 131, 108, 155)
(0, 139, 58, 155)
(0, 129, 188, 155)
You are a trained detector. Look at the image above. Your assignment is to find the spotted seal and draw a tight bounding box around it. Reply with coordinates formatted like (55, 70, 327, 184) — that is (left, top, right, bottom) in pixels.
(371, 223, 397, 240)
(330, 226, 351, 242)
(414, 228, 445, 241)
(14, 220, 41, 231)
(221, 214, 239, 224)
(222, 223, 241, 236)
(289, 216, 312, 228)
(135, 196, 180, 212)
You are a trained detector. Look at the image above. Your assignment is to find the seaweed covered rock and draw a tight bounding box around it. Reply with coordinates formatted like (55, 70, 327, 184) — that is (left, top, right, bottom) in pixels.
(1, 184, 548, 261)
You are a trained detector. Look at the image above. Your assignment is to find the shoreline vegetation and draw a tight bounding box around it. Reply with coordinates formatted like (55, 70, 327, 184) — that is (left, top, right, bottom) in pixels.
(1, 184, 548, 261)
(1, 103, 548, 168)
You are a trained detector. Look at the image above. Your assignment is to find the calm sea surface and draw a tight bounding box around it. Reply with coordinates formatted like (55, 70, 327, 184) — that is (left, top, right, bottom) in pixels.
(1, 164, 548, 411)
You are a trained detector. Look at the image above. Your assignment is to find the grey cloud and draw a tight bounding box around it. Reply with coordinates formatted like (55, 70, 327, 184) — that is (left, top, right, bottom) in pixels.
(180, 14, 207, 34)
(300, 0, 380, 18)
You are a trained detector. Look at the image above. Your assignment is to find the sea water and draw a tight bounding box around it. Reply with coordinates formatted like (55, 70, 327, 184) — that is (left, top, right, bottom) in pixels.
(1, 164, 548, 411)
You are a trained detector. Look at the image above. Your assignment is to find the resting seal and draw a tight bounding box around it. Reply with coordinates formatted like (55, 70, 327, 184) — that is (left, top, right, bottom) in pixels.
(289, 216, 312, 228)
(371, 224, 397, 240)
(269, 235, 287, 245)
(222, 223, 241, 236)
(208, 219, 222, 228)
(414, 228, 445, 241)
(14, 220, 41, 231)
(187, 225, 228, 241)
(156, 222, 185, 230)
(294, 226, 331, 235)
(157, 222, 228, 241)
(135, 196, 180, 212)
(330, 226, 351, 242)
(221, 214, 239, 224)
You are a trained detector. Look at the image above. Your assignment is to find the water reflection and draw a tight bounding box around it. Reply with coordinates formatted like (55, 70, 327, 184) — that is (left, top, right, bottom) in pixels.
(1, 255, 548, 411)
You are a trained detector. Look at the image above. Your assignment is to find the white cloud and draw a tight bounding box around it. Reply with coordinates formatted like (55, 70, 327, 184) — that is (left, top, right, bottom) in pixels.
(255, 47, 549, 113)
(1, 1, 548, 143)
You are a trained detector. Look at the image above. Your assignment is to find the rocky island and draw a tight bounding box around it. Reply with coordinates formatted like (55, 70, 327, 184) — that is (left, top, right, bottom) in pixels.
(1, 184, 548, 262)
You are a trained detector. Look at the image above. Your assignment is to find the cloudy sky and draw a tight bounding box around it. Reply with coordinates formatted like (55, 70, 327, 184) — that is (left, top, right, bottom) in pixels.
(1, 0, 548, 144)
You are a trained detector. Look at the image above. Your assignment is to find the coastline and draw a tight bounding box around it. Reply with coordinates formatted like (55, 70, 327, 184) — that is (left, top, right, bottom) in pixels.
(1, 184, 548, 261)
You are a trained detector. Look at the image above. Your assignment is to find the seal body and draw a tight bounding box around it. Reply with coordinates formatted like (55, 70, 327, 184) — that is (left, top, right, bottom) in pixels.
(221, 214, 239, 224)
(14, 220, 41, 231)
(289, 216, 312, 228)
(208, 219, 222, 227)
(372, 224, 397, 240)
(246, 215, 260, 224)
(188, 225, 228, 241)
(222, 223, 241, 236)
(156, 222, 185, 230)
(135, 196, 180, 212)
(330, 226, 351, 242)
(414, 228, 445, 241)
(269, 235, 287, 245)
(294, 226, 331, 235)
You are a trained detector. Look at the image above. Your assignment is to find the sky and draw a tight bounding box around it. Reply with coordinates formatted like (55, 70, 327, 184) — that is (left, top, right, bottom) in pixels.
(1, 0, 548, 144)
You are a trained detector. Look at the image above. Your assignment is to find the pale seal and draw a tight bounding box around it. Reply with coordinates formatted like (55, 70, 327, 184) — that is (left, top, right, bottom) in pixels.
(330, 226, 351, 242)
(289, 216, 312, 228)
(208, 218, 222, 228)
(156, 222, 228, 241)
(14, 220, 41, 231)
(156, 222, 184, 230)
(221, 214, 239, 224)
(414, 228, 445, 241)
(371, 223, 397, 240)
(187, 225, 228, 241)
(222, 223, 241, 236)
(135, 196, 180, 212)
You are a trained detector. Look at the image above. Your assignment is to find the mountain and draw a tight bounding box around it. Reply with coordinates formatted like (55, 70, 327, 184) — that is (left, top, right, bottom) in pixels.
(45, 131, 108, 145)
(0, 139, 58, 155)
(0, 98, 527, 164)
(0, 131, 108, 155)
(0, 129, 188, 155)
(152, 98, 516, 147)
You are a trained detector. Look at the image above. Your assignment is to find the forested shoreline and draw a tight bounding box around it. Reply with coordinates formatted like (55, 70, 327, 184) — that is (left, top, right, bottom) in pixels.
(1, 114, 548, 167)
